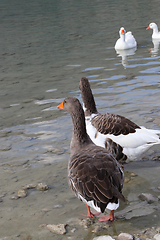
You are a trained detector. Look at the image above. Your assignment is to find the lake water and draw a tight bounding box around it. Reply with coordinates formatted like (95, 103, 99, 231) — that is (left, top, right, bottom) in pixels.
(0, 0, 160, 239)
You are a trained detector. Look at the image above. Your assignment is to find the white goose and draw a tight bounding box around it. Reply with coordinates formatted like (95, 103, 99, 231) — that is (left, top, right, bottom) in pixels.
(115, 27, 137, 50)
(79, 77, 160, 161)
(146, 23, 160, 39)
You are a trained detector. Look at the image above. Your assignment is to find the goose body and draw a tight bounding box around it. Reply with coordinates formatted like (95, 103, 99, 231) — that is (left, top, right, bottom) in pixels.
(79, 77, 160, 161)
(57, 97, 125, 221)
(147, 23, 160, 39)
(115, 27, 137, 50)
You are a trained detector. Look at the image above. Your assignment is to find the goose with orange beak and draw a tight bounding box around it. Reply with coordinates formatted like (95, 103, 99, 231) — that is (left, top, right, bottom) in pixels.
(115, 27, 137, 50)
(146, 23, 160, 39)
(57, 97, 125, 221)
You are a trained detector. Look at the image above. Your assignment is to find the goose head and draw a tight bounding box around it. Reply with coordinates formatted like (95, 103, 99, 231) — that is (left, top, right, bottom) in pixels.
(119, 27, 126, 36)
(147, 23, 158, 32)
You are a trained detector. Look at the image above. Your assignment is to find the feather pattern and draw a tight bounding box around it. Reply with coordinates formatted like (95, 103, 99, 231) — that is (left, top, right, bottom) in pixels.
(68, 140, 124, 213)
(79, 77, 160, 161)
(57, 97, 125, 219)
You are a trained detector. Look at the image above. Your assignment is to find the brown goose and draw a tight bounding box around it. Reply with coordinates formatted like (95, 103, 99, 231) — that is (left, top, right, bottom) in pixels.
(79, 77, 160, 161)
(57, 97, 125, 221)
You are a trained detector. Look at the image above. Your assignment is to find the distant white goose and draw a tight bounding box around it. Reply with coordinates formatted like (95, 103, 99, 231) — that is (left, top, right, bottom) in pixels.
(79, 77, 160, 161)
(146, 23, 160, 39)
(115, 27, 137, 50)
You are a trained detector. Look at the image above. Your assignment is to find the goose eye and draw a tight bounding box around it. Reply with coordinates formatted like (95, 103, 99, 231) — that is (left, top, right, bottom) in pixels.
(64, 100, 67, 103)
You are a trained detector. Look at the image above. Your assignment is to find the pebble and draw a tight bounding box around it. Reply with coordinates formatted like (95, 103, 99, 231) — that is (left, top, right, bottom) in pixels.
(153, 234, 160, 240)
(70, 228, 76, 233)
(117, 233, 134, 240)
(0, 144, 12, 151)
(138, 193, 159, 204)
(17, 189, 27, 198)
(23, 184, 36, 189)
(92, 225, 105, 233)
(49, 147, 65, 155)
(93, 236, 115, 240)
(130, 172, 137, 177)
(41, 208, 51, 212)
(10, 195, 19, 200)
(46, 224, 67, 235)
(37, 183, 49, 191)
(157, 228, 160, 233)
(124, 177, 130, 183)
(53, 204, 63, 209)
(78, 218, 95, 229)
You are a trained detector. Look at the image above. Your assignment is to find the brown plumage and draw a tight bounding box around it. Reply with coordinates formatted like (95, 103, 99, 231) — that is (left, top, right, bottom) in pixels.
(91, 113, 140, 136)
(57, 97, 125, 221)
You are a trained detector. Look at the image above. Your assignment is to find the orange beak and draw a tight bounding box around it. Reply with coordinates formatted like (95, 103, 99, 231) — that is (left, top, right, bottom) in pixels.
(57, 101, 64, 110)
(146, 26, 150, 30)
(121, 29, 125, 34)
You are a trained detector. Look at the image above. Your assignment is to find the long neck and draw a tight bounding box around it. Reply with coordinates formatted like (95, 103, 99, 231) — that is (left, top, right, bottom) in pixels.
(120, 33, 125, 42)
(70, 108, 91, 152)
(153, 25, 158, 33)
(81, 87, 98, 116)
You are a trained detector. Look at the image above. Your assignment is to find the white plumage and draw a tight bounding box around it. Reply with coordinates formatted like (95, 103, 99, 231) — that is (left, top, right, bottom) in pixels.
(86, 113, 160, 161)
(115, 27, 137, 50)
(147, 23, 160, 39)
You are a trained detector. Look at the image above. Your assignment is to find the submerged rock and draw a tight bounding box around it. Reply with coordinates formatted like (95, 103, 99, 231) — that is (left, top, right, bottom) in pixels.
(10, 195, 19, 200)
(92, 225, 105, 233)
(79, 218, 95, 229)
(46, 224, 67, 235)
(17, 189, 27, 198)
(138, 193, 159, 204)
(93, 236, 115, 240)
(37, 183, 49, 191)
(23, 184, 36, 190)
(117, 233, 133, 240)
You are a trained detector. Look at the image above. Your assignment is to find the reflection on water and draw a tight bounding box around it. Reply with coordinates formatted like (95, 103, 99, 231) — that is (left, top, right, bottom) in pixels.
(150, 39, 160, 57)
(0, 0, 160, 239)
(115, 47, 137, 67)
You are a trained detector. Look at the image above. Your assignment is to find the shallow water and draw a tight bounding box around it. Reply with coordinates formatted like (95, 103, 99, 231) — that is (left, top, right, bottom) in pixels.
(0, 0, 160, 239)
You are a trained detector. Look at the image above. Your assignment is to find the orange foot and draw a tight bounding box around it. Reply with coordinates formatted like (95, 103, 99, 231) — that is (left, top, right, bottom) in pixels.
(98, 210, 114, 222)
(82, 204, 101, 218)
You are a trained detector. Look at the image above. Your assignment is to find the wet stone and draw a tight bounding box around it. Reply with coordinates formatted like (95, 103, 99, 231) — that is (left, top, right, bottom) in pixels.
(93, 236, 115, 240)
(53, 204, 63, 209)
(46, 223, 67, 235)
(41, 208, 51, 212)
(23, 184, 36, 190)
(0, 144, 11, 151)
(49, 147, 65, 155)
(153, 234, 160, 240)
(117, 233, 134, 240)
(17, 189, 27, 198)
(70, 228, 76, 233)
(157, 228, 160, 233)
(138, 193, 159, 204)
(130, 172, 137, 177)
(10, 195, 19, 200)
(92, 225, 106, 233)
(78, 218, 95, 229)
(37, 183, 49, 191)
(124, 177, 130, 183)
